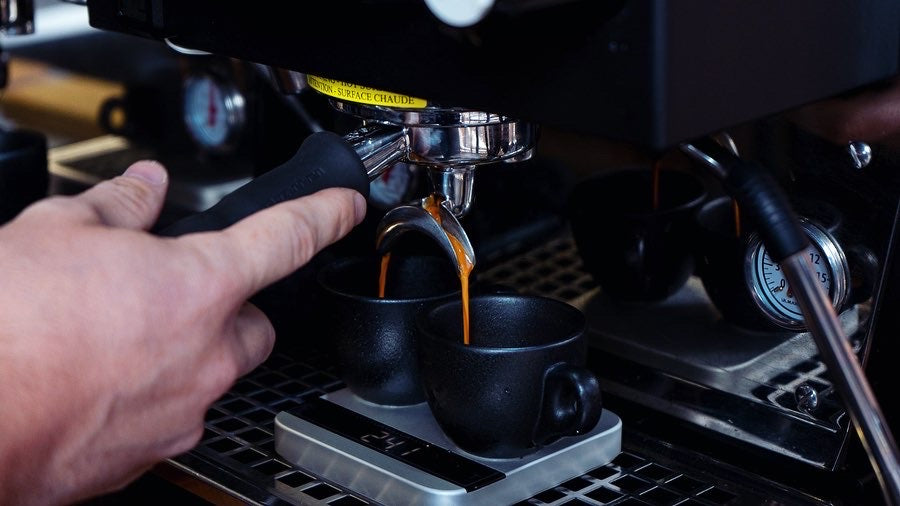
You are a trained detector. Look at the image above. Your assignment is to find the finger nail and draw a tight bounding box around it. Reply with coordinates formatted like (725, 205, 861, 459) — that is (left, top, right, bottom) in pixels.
(353, 192, 367, 224)
(124, 160, 168, 186)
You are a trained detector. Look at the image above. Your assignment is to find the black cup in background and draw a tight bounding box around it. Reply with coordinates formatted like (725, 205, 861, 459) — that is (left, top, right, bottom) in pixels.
(417, 294, 602, 459)
(318, 255, 460, 406)
(568, 167, 707, 302)
(0, 129, 48, 225)
(693, 196, 779, 331)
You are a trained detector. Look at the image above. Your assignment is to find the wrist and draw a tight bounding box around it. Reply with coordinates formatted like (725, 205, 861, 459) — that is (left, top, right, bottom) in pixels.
(0, 330, 99, 505)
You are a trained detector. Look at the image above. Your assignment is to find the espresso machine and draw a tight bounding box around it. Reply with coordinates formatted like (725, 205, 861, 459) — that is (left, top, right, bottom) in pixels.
(31, 1, 900, 504)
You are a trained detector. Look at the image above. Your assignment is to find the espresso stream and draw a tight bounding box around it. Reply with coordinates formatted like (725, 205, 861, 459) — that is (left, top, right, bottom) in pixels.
(378, 195, 474, 345)
(732, 199, 742, 237)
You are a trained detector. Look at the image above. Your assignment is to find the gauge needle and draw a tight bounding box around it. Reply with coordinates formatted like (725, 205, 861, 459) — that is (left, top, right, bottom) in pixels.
(208, 82, 218, 127)
(772, 279, 786, 293)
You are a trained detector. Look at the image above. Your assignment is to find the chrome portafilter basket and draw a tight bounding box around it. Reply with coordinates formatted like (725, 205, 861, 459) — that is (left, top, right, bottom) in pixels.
(314, 80, 538, 270)
(336, 100, 538, 218)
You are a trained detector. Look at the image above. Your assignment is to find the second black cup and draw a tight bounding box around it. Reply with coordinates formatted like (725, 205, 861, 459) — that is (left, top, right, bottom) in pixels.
(568, 167, 707, 302)
(318, 255, 460, 406)
(417, 294, 602, 459)
(692, 196, 778, 331)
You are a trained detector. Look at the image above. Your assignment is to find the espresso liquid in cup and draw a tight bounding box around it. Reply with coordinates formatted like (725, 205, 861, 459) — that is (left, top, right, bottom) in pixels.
(378, 194, 474, 345)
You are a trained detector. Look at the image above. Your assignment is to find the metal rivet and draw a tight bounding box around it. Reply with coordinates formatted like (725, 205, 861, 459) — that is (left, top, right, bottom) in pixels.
(848, 141, 872, 169)
(795, 384, 819, 413)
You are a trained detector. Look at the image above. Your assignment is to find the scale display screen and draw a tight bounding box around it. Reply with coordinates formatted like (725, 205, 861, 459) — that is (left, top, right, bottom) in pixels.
(291, 398, 505, 491)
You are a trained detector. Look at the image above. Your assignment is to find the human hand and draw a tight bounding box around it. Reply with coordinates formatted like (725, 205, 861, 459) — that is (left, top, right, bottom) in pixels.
(0, 161, 366, 505)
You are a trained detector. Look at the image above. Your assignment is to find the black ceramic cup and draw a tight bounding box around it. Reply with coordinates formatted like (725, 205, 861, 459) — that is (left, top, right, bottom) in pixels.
(0, 129, 48, 225)
(693, 196, 779, 331)
(568, 167, 707, 302)
(417, 294, 602, 459)
(318, 255, 460, 406)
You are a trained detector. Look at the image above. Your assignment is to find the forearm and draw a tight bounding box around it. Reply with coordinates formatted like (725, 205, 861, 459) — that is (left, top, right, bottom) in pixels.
(0, 284, 101, 506)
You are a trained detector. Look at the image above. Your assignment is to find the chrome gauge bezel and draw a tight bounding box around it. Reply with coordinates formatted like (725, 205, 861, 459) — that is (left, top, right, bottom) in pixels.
(182, 73, 247, 154)
(744, 218, 849, 330)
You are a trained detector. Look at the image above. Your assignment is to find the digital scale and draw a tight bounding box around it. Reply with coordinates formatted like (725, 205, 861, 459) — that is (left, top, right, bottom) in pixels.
(274, 389, 622, 505)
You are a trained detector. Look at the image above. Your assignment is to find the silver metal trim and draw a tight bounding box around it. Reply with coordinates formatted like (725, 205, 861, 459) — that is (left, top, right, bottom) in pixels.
(680, 143, 727, 179)
(345, 125, 409, 180)
(680, 132, 740, 179)
(164, 37, 213, 56)
(164, 458, 265, 506)
(427, 165, 475, 217)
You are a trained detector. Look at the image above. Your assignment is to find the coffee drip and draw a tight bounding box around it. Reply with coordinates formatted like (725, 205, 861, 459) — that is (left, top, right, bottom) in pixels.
(377, 193, 475, 345)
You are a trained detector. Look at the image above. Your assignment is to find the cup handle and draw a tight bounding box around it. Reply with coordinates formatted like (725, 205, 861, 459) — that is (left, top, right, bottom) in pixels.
(534, 363, 603, 445)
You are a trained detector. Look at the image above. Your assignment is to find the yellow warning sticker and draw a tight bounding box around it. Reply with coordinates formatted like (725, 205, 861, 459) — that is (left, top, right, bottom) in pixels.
(307, 75, 427, 109)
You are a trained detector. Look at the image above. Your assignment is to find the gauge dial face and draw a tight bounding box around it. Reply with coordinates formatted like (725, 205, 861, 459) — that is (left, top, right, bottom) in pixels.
(752, 246, 831, 323)
(745, 220, 848, 329)
(183, 74, 245, 152)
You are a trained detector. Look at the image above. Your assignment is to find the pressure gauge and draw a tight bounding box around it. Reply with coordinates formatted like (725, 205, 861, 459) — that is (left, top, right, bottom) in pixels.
(183, 73, 246, 153)
(744, 218, 849, 330)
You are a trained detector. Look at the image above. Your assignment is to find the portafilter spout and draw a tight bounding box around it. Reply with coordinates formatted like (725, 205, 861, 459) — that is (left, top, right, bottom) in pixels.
(375, 196, 475, 279)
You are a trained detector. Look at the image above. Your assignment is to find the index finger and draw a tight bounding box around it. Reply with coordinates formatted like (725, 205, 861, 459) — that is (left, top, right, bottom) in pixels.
(200, 187, 366, 299)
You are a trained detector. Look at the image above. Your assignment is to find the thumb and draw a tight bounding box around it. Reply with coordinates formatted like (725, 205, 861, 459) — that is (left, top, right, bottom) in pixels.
(75, 161, 169, 230)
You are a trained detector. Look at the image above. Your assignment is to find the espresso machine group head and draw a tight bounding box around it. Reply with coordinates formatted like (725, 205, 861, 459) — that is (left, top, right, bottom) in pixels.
(310, 75, 538, 218)
(299, 75, 538, 268)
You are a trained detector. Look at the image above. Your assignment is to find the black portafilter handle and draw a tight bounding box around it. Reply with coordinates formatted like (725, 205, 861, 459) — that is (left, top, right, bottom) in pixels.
(159, 131, 370, 237)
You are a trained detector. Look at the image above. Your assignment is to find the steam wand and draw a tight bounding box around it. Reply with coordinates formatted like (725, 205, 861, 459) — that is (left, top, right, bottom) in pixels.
(681, 138, 900, 506)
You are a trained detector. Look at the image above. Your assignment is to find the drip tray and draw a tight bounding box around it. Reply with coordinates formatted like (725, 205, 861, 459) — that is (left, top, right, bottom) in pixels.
(275, 389, 622, 505)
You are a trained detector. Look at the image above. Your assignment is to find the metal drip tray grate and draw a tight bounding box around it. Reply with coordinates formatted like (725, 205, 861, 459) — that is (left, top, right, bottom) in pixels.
(181, 349, 777, 505)
(479, 233, 598, 304)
